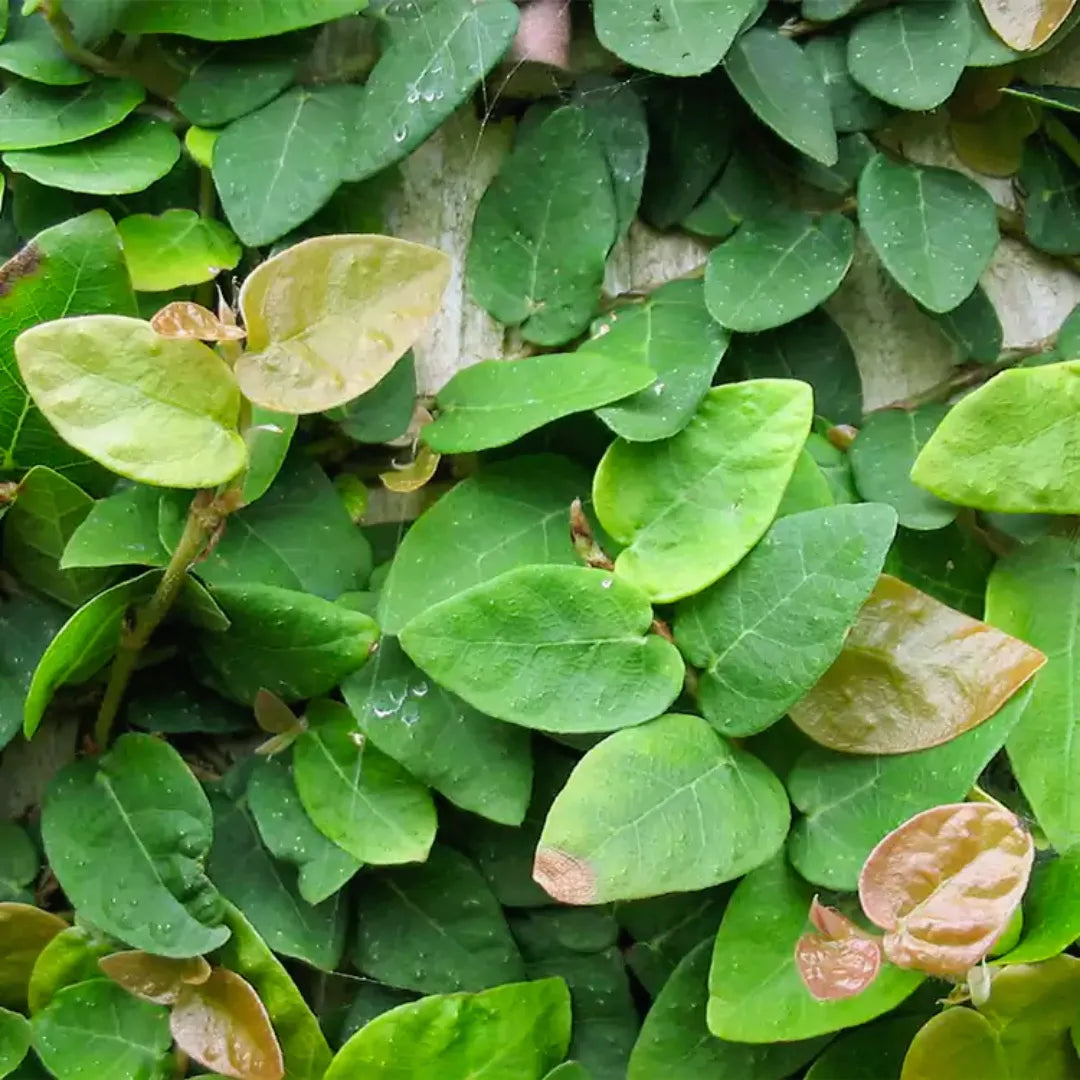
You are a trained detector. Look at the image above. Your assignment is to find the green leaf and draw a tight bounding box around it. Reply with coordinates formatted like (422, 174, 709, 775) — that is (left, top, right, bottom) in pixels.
(804, 1014, 927, 1079)
(126, 682, 248, 736)
(423, 352, 656, 453)
(324, 979, 572, 1080)
(591, 280, 730, 442)
(195, 583, 378, 704)
(912, 361, 1080, 511)
(805, 36, 891, 133)
(31, 980, 171, 1080)
(0, 1007, 30, 1078)
(293, 699, 437, 865)
(0, 825, 35, 905)
(325, 353, 415, 445)
(236, 233, 449, 412)
(162, 461, 371, 599)
(213, 86, 357, 247)
(847, 0, 971, 110)
(674, 504, 897, 737)
(706, 855, 924, 1042)
(208, 787, 346, 971)
(786, 686, 1030, 889)
(0, 6, 88, 86)
(0, 77, 143, 150)
(378, 455, 588, 635)
(118, 0, 366, 39)
(536, 714, 787, 904)
(175, 49, 295, 127)
(23, 570, 159, 738)
(728, 308, 862, 425)
(0, 211, 137, 478)
(545, 1066, 591, 1080)
(3, 116, 180, 195)
(681, 145, 778, 240)
(1019, 138, 1080, 256)
(857, 154, 998, 313)
(352, 845, 525, 993)
(26, 926, 113, 1014)
(467, 106, 617, 346)
(42, 732, 229, 957)
(704, 212, 854, 332)
(883, 522, 993, 618)
(901, 1008, 1006, 1080)
(592, 381, 813, 602)
(347, 0, 517, 182)
(0, 589, 66, 750)
(15, 314, 246, 488)
(246, 758, 360, 906)
(986, 537, 1080, 849)
(629, 940, 827, 1080)
(341, 637, 532, 826)
(850, 405, 957, 530)
(60, 484, 168, 571)
(777, 447, 835, 518)
(998, 850, 1080, 964)
(593, 0, 758, 77)
(241, 406, 296, 506)
(116, 210, 240, 292)
(400, 566, 685, 733)
(2, 466, 116, 607)
(926, 284, 1002, 363)
(802, 0, 860, 20)
(726, 29, 838, 166)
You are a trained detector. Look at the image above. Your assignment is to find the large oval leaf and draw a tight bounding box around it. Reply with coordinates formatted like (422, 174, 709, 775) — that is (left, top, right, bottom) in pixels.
(789, 575, 1045, 754)
(42, 733, 229, 958)
(674, 504, 897, 737)
(704, 212, 853, 332)
(118, 0, 364, 39)
(593, 380, 813, 603)
(857, 154, 998, 313)
(399, 565, 685, 733)
(236, 234, 449, 414)
(15, 315, 246, 487)
(859, 802, 1034, 976)
(0, 78, 144, 150)
(536, 713, 789, 904)
(912, 361, 1080, 512)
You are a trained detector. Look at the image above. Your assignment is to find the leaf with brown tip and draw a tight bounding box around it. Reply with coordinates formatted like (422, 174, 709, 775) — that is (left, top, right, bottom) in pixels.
(151, 301, 247, 341)
(789, 575, 1046, 755)
(859, 802, 1034, 977)
(978, 0, 1077, 51)
(99, 951, 212, 1004)
(0, 903, 67, 1009)
(170, 967, 284, 1080)
(795, 897, 883, 1001)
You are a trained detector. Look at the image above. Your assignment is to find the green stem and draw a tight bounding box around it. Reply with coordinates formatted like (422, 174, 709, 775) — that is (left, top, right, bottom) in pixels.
(194, 169, 217, 308)
(39, 0, 126, 80)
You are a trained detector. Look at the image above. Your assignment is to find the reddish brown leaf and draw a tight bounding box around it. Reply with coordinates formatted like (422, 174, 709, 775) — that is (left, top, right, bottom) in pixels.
(170, 967, 284, 1080)
(253, 689, 301, 735)
(99, 950, 211, 1004)
(0, 903, 67, 1009)
(789, 575, 1046, 755)
(859, 802, 1034, 977)
(795, 897, 884, 1001)
(151, 301, 247, 341)
(978, 0, 1077, 51)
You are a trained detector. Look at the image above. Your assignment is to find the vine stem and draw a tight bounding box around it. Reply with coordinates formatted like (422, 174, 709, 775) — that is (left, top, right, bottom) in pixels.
(93, 489, 235, 749)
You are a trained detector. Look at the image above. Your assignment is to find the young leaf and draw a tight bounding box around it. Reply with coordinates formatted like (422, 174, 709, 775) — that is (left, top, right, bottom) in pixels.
(911, 361, 1080, 512)
(789, 575, 1045, 754)
(592, 380, 813, 602)
(346, 0, 519, 183)
(99, 951, 210, 1005)
(2, 466, 116, 607)
(352, 845, 526, 994)
(292, 699, 437, 865)
(0, 1007, 30, 1078)
(399, 566, 685, 733)
(704, 211, 854, 332)
(857, 154, 998, 313)
(593, 0, 757, 76)
(378, 455, 588, 634)
(591, 280, 730, 442)
(423, 352, 656, 453)
(3, 116, 180, 195)
(15, 315, 246, 488)
(0, 78, 143, 150)
(31, 980, 171, 1080)
(849, 405, 958, 530)
(149, 301, 247, 342)
(236, 233, 450, 413)
(0, 905, 66, 1010)
(323, 979, 572, 1080)
(726, 29, 838, 166)
(467, 106, 617, 346)
(170, 968, 285, 1080)
(674, 503, 897, 737)
(341, 637, 533, 827)
(117, 210, 241, 292)
(859, 802, 1034, 976)
(847, 0, 971, 111)
(196, 583, 377, 704)
(795, 899, 883, 1002)
(60, 484, 169, 570)
(977, 0, 1077, 49)
(536, 713, 789, 903)
(42, 733, 229, 958)
(118, 0, 362, 38)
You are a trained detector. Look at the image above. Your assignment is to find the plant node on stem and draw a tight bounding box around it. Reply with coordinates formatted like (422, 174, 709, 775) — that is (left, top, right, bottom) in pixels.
(570, 497, 615, 571)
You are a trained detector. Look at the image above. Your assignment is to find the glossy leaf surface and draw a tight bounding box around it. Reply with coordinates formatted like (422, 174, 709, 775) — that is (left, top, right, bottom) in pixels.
(795, 899, 884, 1002)
(117, 210, 241, 292)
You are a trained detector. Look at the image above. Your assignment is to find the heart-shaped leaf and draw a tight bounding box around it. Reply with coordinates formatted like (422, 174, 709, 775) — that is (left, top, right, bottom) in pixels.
(118, 210, 241, 292)
(859, 802, 1035, 976)
(795, 899, 884, 1002)
(978, 0, 1078, 50)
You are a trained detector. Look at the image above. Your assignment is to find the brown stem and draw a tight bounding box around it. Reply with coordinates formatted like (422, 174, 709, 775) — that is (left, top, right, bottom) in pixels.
(570, 498, 614, 571)
(650, 616, 675, 643)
